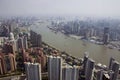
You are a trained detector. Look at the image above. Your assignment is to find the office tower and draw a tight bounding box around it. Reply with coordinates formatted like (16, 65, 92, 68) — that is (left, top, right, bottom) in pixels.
(62, 65, 79, 80)
(25, 62, 41, 80)
(109, 57, 115, 70)
(83, 52, 89, 74)
(30, 30, 36, 45)
(48, 56, 62, 80)
(23, 36, 28, 50)
(103, 27, 109, 45)
(30, 30, 34, 44)
(110, 61, 119, 80)
(30, 31, 42, 47)
(108, 58, 119, 80)
(85, 58, 95, 80)
(36, 34, 42, 47)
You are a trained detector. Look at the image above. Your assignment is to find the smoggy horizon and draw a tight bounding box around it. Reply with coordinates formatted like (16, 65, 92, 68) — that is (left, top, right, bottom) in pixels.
(0, 0, 120, 18)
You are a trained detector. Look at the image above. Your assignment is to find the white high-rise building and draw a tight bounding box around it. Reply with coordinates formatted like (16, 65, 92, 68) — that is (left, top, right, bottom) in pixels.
(48, 56, 62, 80)
(72, 65, 79, 80)
(25, 62, 41, 80)
(62, 64, 79, 80)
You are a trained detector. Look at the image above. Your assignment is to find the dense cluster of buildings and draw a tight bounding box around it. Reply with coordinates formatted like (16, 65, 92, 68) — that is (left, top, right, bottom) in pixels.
(0, 17, 120, 80)
(24, 52, 120, 80)
(0, 21, 18, 75)
(0, 18, 45, 76)
(50, 19, 120, 45)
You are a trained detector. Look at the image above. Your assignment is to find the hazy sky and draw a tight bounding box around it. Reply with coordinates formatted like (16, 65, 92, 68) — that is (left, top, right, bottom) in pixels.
(0, 0, 120, 17)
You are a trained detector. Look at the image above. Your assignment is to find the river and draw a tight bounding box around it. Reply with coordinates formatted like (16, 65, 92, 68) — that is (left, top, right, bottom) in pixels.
(30, 21, 120, 66)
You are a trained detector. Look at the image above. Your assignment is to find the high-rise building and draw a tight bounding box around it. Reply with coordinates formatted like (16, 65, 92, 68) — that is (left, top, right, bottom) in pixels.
(23, 36, 28, 50)
(17, 36, 28, 51)
(25, 62, 41, 80)
(110, 61, 119, 80)
(9, 21, 18, 32)
(0, 53, 16, 74)
(48, 56, 62, 80)
(4, 54, 16, 72)
(62, 65, 73, 80)
(62, 65, 79, 80)
(9, 32, 15, 41)
(103, 27, 109, 45)
(109, 57, 115, 70)
(30, 31, 42, 47)
(30, 30, 36, 46)
(83, 52, 89, 74)
(0, 54, 6, 74)
(108, 58, 119, 80)
(17, 37, 24, 50)
(8, 54, 16, 71)
(3, 42, 16, 54)
(96, 69, 104, 80)
(85, 58, 95, 80)
(108, 70, 114, 80)
(2, 26, 9, 37)
(36, 34, 42, 47)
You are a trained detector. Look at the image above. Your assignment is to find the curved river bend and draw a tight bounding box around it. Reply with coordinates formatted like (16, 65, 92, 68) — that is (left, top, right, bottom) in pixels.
(30, 22, 120, 66)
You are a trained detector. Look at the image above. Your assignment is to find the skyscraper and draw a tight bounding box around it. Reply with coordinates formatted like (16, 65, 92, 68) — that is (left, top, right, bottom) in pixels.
(62, 65, 73, 80)
(0, 54, 6, 74)
(83, 52, 89, 74)
(3, 42, 15, 54)
(25, 62, 41, 80)
(36, 34, 42, 47)
(4, 54, 16, 72)
(17, 37, 24, 50)
(48, 56, 62, 80)
(8, 54, 16, 71)
(109, 57, 115, 70)
(23, 36, 28, 50)
(85, 58, 95, 80)
(30, 31, 42, 47)
(110, 61, 119, 80)
(108, 58, 120, 80)
(103, 27, 109, 45)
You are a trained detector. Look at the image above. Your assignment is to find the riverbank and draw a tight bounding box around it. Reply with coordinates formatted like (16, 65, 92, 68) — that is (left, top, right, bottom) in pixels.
(47, 26, 120, 51)
(30, 21, 120, 65)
